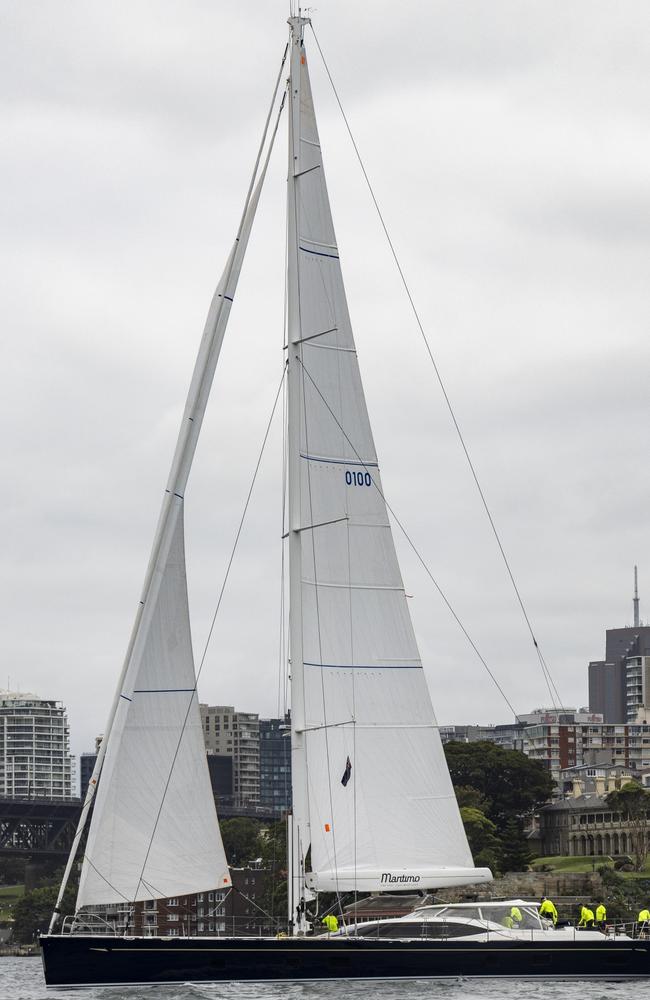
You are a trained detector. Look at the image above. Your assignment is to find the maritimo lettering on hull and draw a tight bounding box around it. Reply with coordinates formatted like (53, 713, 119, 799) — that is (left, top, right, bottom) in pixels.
(380, 873, 421, 884)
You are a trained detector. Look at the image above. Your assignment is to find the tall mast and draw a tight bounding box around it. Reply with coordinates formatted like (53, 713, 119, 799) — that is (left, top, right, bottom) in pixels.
(634, 565, 640, 628)
(287, 12, 311, 935)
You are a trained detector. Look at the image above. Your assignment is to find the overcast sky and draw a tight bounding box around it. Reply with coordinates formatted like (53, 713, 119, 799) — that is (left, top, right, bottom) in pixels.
(2, 1, 649, 766)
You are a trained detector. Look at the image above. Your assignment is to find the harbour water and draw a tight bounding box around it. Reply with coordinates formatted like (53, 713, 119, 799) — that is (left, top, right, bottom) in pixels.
(4, 960, 650, 1000)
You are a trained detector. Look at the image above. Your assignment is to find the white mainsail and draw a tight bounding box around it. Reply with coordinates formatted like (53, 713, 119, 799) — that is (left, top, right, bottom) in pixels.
(287, 20, 492, 894)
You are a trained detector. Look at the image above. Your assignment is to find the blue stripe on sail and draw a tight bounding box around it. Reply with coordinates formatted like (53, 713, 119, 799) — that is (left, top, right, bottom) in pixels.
(133, 688, 196, 694)
(299, 245, 340, 260)
(304, 661, 422, 670)
(300, 453, 379, 468)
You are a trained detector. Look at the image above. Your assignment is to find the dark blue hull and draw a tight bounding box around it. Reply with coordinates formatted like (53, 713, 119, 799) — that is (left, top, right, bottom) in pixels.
(40, 933, 650, 988)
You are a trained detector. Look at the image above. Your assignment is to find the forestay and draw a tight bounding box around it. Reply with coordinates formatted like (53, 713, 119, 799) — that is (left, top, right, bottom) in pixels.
(287, 28, 492, 893)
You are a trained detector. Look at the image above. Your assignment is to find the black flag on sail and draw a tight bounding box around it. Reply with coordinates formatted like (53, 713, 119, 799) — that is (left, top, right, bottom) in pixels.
(341, 755, 352, 787)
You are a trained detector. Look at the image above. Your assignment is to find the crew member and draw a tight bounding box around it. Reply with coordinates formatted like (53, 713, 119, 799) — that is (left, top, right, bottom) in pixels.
(638, 907, 650, 933)
(322, 913, 339, 934)
(595, 901, 607, 927)
(578, 904, 594, 928)
(510, 905, 523, 926)
(539, 896, 558, 925)
(501, 914, 514, 928)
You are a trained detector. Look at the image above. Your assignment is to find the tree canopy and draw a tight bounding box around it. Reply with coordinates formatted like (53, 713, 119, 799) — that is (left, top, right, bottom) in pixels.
(606, 781, 650, 871)
(219, 818, 263, 866)
(444, 741, 554, 826)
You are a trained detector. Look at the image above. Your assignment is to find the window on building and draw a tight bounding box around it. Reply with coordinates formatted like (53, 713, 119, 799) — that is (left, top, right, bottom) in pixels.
(167, 898, 178, 907)
(168, 914, 179, 922)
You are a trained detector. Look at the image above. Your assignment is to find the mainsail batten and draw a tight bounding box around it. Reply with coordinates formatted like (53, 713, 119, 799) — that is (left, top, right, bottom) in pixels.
(287, 21, 491, 896)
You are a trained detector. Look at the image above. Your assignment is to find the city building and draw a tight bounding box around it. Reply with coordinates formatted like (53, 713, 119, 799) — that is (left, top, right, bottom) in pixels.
(132, 866, 271, 937)
(206, 752, 233, 805)
(0, 690, 74, 799)
(439, 723, 524, 751)
(259, 715, 291, 817)
(558, 762, 633, 798)
(588, 569, 650, 723)
(539, 795, 640, 858)
(524, 722, 650, 781)
(200, 705, 260, 807)
(516, 708, 603, 727)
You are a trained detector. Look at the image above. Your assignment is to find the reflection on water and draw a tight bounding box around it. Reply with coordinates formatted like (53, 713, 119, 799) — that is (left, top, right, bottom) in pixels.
(2, 958, 650, 1000)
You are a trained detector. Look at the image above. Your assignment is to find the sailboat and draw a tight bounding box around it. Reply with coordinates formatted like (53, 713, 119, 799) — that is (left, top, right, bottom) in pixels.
(40, 14, 650, 988)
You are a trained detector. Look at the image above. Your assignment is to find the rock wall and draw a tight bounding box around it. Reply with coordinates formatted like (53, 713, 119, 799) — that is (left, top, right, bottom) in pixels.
(438, 871, 604, 911)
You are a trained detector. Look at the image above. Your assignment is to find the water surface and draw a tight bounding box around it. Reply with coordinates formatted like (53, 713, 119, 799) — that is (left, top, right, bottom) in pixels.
(3, 958, 650, 1000)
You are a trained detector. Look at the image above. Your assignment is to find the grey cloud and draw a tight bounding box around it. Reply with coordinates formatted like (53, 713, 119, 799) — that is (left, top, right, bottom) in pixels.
(2, 0, 649, 762)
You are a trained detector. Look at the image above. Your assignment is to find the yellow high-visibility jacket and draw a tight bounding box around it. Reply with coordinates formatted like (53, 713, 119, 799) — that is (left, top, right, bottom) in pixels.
(578, 906, 594, 926)
(638, 909, 650, 922)
(595, 904, 606, 922)
(539, 899, 558, 924)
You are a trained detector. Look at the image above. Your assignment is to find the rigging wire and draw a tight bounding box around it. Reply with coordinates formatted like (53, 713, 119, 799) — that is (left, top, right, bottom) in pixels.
(309, 24, 564, 713)
(132, 365, 287, 901)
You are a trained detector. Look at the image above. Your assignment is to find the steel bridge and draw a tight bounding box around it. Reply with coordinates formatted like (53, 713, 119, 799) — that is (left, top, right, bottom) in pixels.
(0, 797, 280, 858)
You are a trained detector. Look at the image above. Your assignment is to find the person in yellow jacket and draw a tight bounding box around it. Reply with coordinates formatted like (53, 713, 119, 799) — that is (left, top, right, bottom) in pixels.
(638, 908, 650, 926)
(578, 904, 594, 928)
(595, 901, 607, 927)
(539, 897, 558, 925)
(322, 914, 339, 934)
(510, 906, 523, 926)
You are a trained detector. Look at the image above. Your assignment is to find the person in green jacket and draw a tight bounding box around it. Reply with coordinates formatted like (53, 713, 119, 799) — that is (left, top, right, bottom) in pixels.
(595, 901, 607, 926)
(578, 904, 594, 928)
(539, 897, 558, 926)
(322, 914, 339, 934)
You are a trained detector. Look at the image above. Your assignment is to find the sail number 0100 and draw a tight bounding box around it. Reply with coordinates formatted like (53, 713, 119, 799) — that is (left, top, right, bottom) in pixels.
(345, 470, 372, 487)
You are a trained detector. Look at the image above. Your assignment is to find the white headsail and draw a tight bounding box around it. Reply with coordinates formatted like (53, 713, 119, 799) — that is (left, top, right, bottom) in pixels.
(286, 20, 492, 895)
(75, 120, 276, 911)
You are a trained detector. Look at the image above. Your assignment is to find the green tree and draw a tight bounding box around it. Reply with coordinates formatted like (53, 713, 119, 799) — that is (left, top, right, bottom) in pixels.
(444, 741, 554, 827)
(460, 807, 502, 873)
(499, 816, 532, 872)
(219, 818, 262, 866)
(13, 883, 76, 944)
(454, 785, 490, 812)
(606, 782, 650, 871)
(257, 821, 288, 924)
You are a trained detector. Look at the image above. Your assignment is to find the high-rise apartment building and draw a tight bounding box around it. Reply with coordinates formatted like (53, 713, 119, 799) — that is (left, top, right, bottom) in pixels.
(259, 715, 291, 817)
(523, 721, 650, 781)
(0, 691, 74, 799)
(589, 570, 650, 723)
(200, 705, 260, 807)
